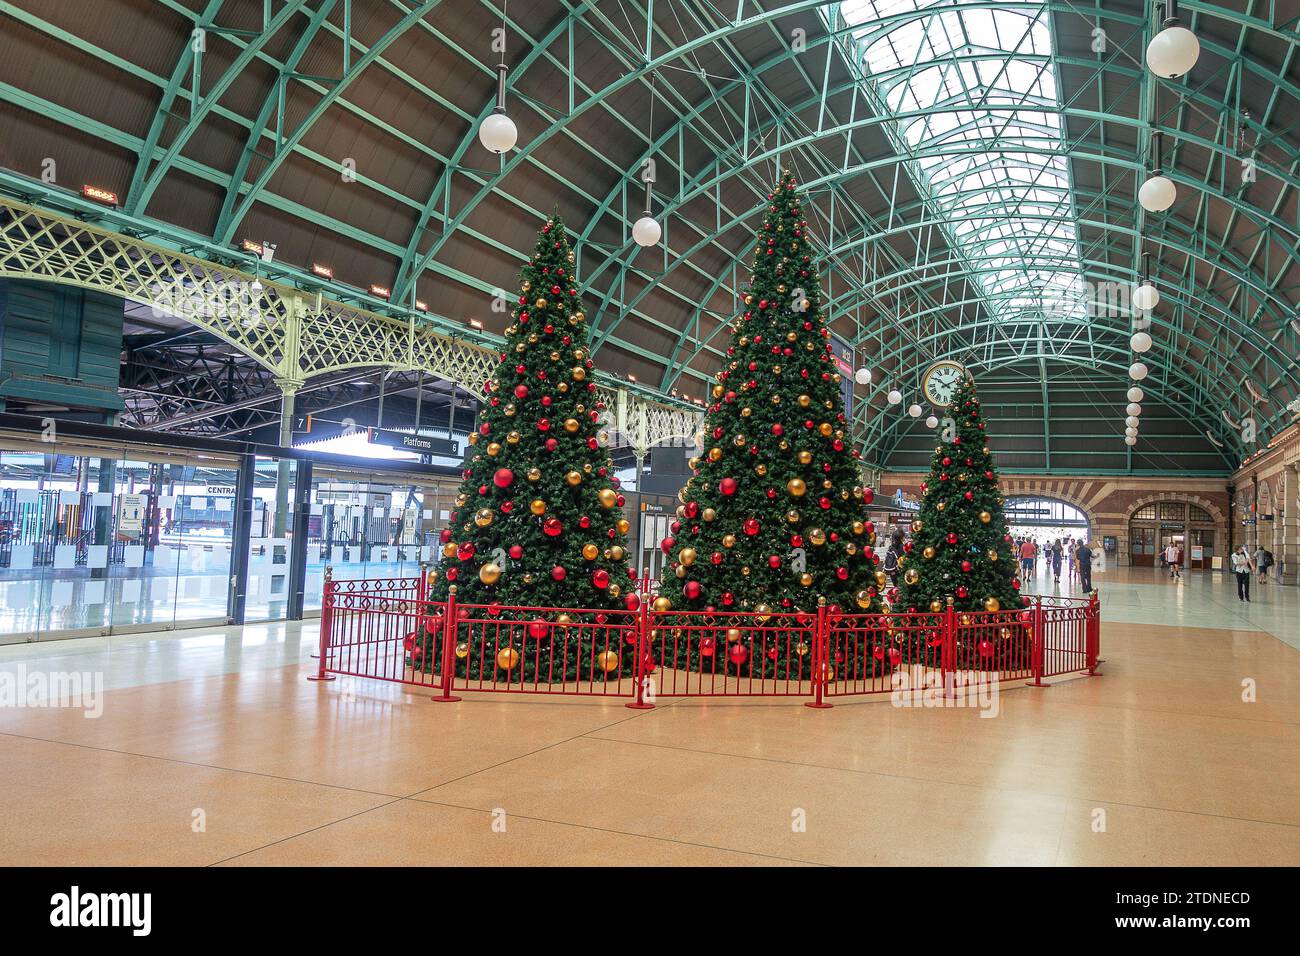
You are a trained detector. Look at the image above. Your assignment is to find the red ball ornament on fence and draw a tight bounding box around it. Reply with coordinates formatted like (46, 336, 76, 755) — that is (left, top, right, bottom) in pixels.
(424, 614, 442, 635)
(551, 565, 566, 581)
(873, 645, 885, 661)
(493, 468, 514, 488)
(978, 640, 995, 659)
(683, 580, 702, 600)
(728, 643, 749, 665)
(527, 619, 549, 640)
(699, 636, 716, 657)
(592, 569, 610, 589)
(887, 647, 902, 666)
(719, 477, 738, 496)
(543, 517, 563, 537)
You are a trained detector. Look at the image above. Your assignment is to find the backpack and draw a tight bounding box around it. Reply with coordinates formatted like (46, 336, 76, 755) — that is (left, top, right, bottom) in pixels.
(1263, 551, 1274, 568)
(884, 548, 899, 573)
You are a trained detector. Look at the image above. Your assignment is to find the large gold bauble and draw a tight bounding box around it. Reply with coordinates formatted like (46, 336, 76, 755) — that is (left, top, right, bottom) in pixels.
(809, 527, 827, 546)
(856, 590, 874, 609)
(875, 570, 887, 588)
(786, 509, 801, 524)
(755, 463, 768, 477)
(912, 520, 924, 533)
(797, 394, 811, 408)
(936, 502, 946, 512)
(979, 510, 992, 524)
(610, 546, 625, 561)
(563, 418, 580, 433)
(797, 450, 813, 465)
(722, 534, 737, 549)
(726, 628, 742, 643)
(930, 600, 943, 613)
(799, 572, 813, 586)
(486, 442, 501, 456)
(598, 488, 618, 508)
(530, 499, 546, 515)
(712, 384, 725, 399)
(796, 641, 810, 657)
(733, 434, 747, 447)
(565, 470, 582, 486)
(496, 647, 520, 671)
(479, 562, 502, 585)
(596, 650, 620, 673)
(556, 614, 573, 626)
(787, 478, 807, 497)
(702, 507, 716, 522)
(708, 447, 723, 462)
(467, 433, 479, 446)
(652, 596, 672, 612)
(984, 597, 1001, 613)
(582, 543, 599, 560)
(455, 641, 469, 659)
(923, 546, 936, 560)
(506, 431, 521, 445)
(475, 508, 494, 527)
(535, 297, 547, 309)
(442, 542, 457, 558)
(679, 547, 697, 566)
(818, 422, 833, 436)
(852, 521, 865, 535)
(904, 568, 920, 585)
(571, 366, 587, 381)
(754, 603, 772, 622)
(616, 518, 631, 534)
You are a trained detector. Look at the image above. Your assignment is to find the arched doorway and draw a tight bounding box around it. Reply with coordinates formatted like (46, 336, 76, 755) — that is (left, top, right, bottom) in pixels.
(1005, 497, 1091, 544)
(1128, 499, 1219, 569)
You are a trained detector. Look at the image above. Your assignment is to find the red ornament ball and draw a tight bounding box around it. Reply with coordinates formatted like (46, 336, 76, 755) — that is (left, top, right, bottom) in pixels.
(684, 580, 702, 600)
(551, 565, 566, 581)
(493, 468, 514, 488)
(543, 517, 563, 537)
(719, 477, 738, 496)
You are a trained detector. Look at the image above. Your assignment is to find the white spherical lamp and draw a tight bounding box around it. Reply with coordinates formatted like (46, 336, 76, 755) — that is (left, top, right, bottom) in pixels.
(1139, 174, 1177, 212)
(1130, 361, 1149, 381)
(1127, 386, 1145, 403)
(1146, 24, 1200, 79)
(1124, 434, 1138, 446)
(1132, 281, 1160, 312)
(854, 367, 872, 386)
(1125, 426, 1138, 437)
(907, 403, 923, 418)
(1125, 415, 1140, 428)
(632, 215, 661, 247)
(478, 110, 518, 154)
(925, 415, 939, 429)
(1126, 402, 1143, 417)
(886, 389, 903, 406)
(1130, 331, 1153, 353)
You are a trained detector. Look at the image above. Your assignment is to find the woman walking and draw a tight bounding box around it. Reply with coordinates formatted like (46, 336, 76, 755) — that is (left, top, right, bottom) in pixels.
(1232, 546, 1254, 602)
(1050, 538, 1063, 584)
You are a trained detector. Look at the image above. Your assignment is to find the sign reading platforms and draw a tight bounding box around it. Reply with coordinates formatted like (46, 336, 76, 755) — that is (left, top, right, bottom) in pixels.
(367, 428, 457, 457)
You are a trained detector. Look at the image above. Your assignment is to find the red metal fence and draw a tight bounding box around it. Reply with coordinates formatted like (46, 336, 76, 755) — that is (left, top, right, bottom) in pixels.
(309, 570, 1101, 708)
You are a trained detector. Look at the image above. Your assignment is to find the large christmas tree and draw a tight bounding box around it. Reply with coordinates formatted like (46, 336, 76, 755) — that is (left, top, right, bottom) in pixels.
(895, 377, 1023, 628)
(424, 216, 637, 680)
(656, 171, 883, 676)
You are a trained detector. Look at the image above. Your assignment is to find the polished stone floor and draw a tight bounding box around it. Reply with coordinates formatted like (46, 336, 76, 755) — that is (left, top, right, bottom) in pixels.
(0, 566, 1296, 866)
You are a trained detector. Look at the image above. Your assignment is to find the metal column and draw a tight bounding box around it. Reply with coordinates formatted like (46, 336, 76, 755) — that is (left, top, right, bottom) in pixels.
(227, 452, 256, 625)
(287, 459, 313, 619)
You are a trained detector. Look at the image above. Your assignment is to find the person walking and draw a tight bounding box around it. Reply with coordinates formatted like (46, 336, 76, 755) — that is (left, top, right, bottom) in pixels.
(883, 533, 902, 585)
(1050, 538, 1063, 584)
(1258, 547, 1273, 585)
(1231, 546, 1254, 602)
(1019, 537, 1036, 582)
(1164, 540, 1182, 580)
(1076, 538, 1093, 593)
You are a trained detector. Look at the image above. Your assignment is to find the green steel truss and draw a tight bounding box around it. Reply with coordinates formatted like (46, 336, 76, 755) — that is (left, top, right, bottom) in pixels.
(0, 0, 1297, 470)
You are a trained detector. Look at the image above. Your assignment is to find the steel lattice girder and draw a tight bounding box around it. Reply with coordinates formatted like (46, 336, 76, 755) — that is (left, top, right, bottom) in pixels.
(0, 192, 700, 453)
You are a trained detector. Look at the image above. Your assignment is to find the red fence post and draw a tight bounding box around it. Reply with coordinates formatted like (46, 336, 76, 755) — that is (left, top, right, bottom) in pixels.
(307, 566, 337, 682)
(1086, 588, 1102, 675)
(805, 603, 832, 709)
(432, 588, 462, 702)
(942, 596, 956, 700)
(626, 598, 654, 709)
(1027, 595, 1049, 688)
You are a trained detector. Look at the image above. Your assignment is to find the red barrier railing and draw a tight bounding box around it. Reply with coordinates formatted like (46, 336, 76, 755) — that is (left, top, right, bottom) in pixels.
(311, 567, 1101, 707)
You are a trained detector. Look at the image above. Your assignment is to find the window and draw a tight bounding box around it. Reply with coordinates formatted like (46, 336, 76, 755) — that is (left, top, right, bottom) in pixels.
(1132, 504, 1157, 521)
(1188, 504, 1212, 523)
(1159, 502, 1185, 521)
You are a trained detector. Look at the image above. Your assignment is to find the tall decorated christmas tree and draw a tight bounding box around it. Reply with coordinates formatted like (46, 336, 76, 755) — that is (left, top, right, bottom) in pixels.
(425, 216, 637, 680)
(895, 377, 1023, 632)
(656, 171, 883, 676)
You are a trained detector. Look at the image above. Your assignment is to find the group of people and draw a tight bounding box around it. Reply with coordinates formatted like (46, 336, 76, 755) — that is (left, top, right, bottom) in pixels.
(1014, 536, 1097, 592)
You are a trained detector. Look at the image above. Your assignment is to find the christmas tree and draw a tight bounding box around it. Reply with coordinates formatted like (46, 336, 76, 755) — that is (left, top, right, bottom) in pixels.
(655, 171, 883, 677)
(423, 216, 637, 681)
(894, 377, 1024, 663)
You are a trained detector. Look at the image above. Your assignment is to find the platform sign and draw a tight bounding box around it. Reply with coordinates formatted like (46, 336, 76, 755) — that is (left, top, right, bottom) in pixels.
(829, 333, 854, 418)
(367, 428, 457, 457)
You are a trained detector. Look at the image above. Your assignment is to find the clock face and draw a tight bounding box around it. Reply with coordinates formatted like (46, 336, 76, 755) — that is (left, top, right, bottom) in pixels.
(923, 361, 967, 407)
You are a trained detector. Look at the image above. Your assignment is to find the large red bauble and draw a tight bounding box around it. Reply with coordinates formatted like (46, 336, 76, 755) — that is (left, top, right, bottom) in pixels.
(625, 593, 640, 612)
(509, 544, 523, 559)
(743, 518, 760, 536)
(661, 536, 675, 554)
(768, 554, 781, 569)
(683, 580, 702, 600)
(527, 619, 549, 640)
(961, 560, 972, 572)
(1012, 578, 1022, 590)
(545, 438, 558, 452)
(551, 565, 566, 581)
(863, 487, 874, 504)
(439, 528, 452, 543)
(946, 532, 959, 545)
(543, 517, 563, 537)
(728, 643, 749, 665)
(514, 384, 528, 399)
(592, 569, 610, 589)
(699, 636, 716, 657)
(957, 586, 970, 599)
(457, 543, 475, 561)
(719, 477, 738, 496)
(978, 641, 995, 659)
(493, 468, 514, 488)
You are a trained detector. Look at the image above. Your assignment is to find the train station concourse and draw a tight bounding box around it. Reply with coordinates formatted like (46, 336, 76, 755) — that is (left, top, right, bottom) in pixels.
(0, 0, 1294, 920)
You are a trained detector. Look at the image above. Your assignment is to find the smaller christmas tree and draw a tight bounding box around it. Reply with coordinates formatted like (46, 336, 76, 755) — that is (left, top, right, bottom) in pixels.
(895, 377, 1024, 666)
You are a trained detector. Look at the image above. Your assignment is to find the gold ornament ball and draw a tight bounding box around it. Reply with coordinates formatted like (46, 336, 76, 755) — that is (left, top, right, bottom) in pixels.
(923, 546, 936, 559)
(936, 502, 946, 512)
(722, 534, 737, 549)
(611, 546, 625, 560)
(527, 467, 541, 482)
(755, 463, 768, 477)
(797, 394, 811, 408)
(565, 470, 582, 486)
(856, 590, 873, 609)
(478, 562, 502, 585)
(809, 527, 827, 546)
(597, 650, 621, 673)
(852, 521, 865, 535)
(678, 547, 697, 566)
(930, 600, 943, 613)
(496, 647, 520, 671)
(875, 570, 888, 588)
(754, 603, 772, 622)
(987, 550, 999, 562)
(563, 418, 580, 433)
(787, 478, 807, 497)
(582, 543, 599, 560)
(904, 568, 920, 585)
(708, 447, 723, 462)
(652, 596, 672, 612)
(799, 572, 813, 586)
(797, 450, 813, 465)
(796, 641, 810, 657)
(726, 628, 742, 643)
(454, 642, 469, 659)
(442, 542, 457, 559)
(979, 510, 992, 524)
(616, 518, 631, 534)
(474, 508, 494, 527)
(530, 499, 546, 515)
(912, 519, 924, 533)
(557, 614, 573, 625)
(984, 597, 1001, 613)
(702, 507, 716, 522)
(786, 509, 801, 524)
(598, 488, 618, 508)
(571, 366, 587, 381)
(486, 442, 501, 456)
(818, 422, 833, 437)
